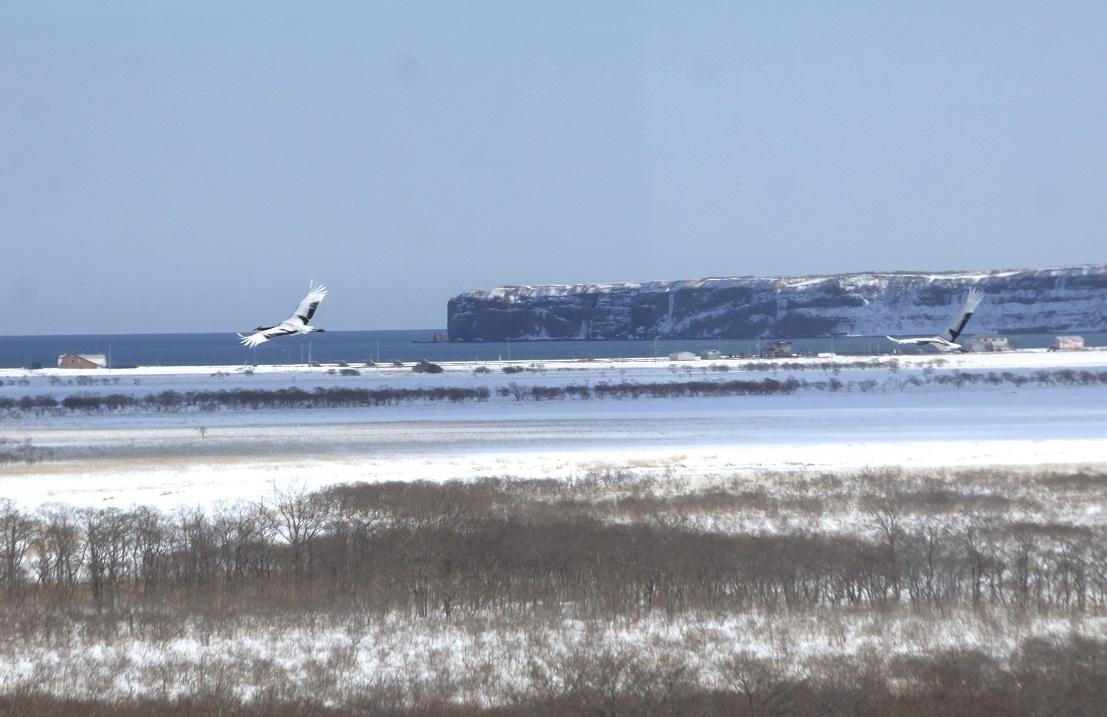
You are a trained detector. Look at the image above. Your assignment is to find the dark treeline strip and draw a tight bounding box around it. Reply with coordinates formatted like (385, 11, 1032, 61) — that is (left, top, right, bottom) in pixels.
(742, 357, 907, 372)
(500, 377, 802, 401)
(4, 368, 1107, 415)
(3, 378, 802, 414)
(4, 385, 493, 414)
(926, 368, 1107, 388)
(2, 479, 1105, 619)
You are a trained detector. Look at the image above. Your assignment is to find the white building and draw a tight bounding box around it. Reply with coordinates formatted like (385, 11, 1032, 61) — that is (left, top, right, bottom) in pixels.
(1052, 335, 1085, 351)
(967, 335, 1012, 353)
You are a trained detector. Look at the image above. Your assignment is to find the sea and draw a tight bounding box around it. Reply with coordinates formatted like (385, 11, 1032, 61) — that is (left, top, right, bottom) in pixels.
(1, 330, 1103, 370)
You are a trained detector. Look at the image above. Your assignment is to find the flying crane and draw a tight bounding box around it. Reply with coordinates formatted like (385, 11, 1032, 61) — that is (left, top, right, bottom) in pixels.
(239, 281, 328, 348)
(886, 287, 983, 352)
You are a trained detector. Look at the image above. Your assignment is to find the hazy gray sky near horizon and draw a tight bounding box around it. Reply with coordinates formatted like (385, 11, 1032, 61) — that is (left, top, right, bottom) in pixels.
(2, 2, 1105, 335)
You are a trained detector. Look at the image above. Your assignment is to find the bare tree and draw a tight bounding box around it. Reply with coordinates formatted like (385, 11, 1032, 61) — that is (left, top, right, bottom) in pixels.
(0, 499, 33, 600)
(82, 507, 131, 606)
(719, 652, 803, 717)
(31, 504, 85, 599)
(264, 482, 333, 594)
(867, 476, 909, 602)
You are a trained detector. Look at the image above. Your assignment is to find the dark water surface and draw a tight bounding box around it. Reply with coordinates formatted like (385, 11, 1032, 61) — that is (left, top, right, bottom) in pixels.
(1, 330, 1101, 369)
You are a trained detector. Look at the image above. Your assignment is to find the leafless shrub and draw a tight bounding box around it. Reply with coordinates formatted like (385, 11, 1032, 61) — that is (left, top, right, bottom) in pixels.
(719, 652, 805, 717)
(0, 437, 54, 464)
(1, 465, 1106, 713)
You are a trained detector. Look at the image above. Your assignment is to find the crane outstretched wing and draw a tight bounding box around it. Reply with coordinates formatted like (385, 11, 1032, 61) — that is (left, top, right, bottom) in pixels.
(239, 327, 297, 348)
(940, 288, 983, 343)
(292, 281, 328, 323)
(239, 331, 268, 348)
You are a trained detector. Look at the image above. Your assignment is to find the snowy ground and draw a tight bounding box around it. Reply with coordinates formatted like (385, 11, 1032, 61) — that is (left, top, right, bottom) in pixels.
(2, 349, 1106, 510)
(2, 349, 1107, 708)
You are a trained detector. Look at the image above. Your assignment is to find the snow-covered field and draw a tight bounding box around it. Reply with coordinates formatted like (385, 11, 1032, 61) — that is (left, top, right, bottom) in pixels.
(3, 349, 1106, 511)
(2, 349, 1106, 711)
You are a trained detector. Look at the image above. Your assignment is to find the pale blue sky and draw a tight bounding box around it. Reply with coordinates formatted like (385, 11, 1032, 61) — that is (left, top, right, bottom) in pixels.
(2, 1, 1105, 334)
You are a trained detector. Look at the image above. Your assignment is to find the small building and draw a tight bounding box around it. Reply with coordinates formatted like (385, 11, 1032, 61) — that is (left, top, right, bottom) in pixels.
(669, 351, 697, 361)
(761, 341, 793, 358)
(58, 353, 106, 369)
(1052, 335, 1085, 351)
(700, 349, 722, 360)
(967, 334, 1012, 353)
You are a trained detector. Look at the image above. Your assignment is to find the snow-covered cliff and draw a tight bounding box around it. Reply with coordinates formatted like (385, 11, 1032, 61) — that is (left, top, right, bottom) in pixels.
(446, 265, 1107, 341)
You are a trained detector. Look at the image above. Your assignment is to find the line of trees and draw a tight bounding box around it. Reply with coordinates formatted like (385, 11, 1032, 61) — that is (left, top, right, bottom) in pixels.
(499, 377, 802, 401)
(0, 385, 492, 414)
(2, 479, 1104, 619)
(742, 358, 905, 372)
(5, 367, 1107, 416)
(0, 377, 805, 415)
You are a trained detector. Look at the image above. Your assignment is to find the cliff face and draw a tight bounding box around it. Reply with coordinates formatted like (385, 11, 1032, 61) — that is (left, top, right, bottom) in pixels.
(446, 265, 1107, 341)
